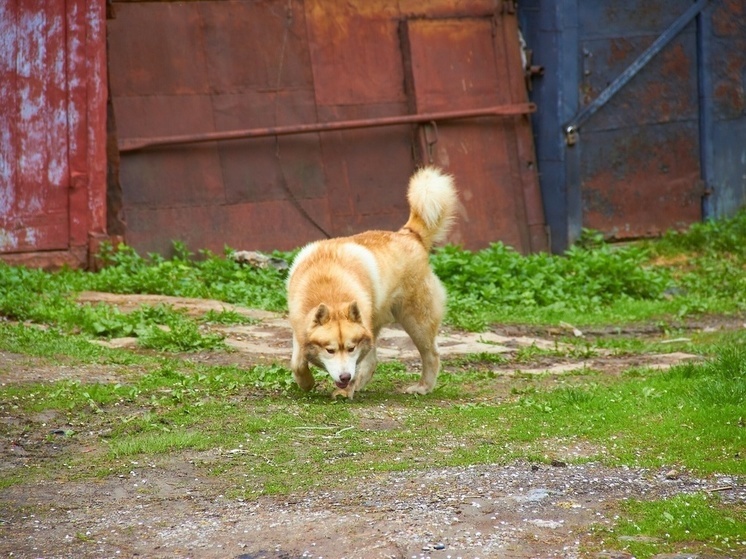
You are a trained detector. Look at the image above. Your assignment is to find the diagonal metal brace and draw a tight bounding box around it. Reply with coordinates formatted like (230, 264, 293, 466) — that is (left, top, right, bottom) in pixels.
(564, 0, 709, 145)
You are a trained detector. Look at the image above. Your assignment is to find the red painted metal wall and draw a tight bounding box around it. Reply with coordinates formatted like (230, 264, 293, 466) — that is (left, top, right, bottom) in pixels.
(0, 0, 108, 268)
(108, 0, 548, 255)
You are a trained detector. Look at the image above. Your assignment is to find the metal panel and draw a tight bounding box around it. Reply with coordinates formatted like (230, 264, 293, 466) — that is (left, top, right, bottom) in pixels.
(0, 1, 69, 253)
(109, 0, 546, 254)
(577, 1, 702, 239)
(0, 0, 107, 267)
(520, 0, 720, 248)
(518, 0, 581, 254)
(582, 123, 701, 237)
(402, 16, 548, 252)
(109, 0, 332, 255)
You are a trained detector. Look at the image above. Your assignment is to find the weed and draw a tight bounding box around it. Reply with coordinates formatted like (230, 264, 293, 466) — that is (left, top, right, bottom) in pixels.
(432, 240, 671, 329)
(201, 309, 257, 325)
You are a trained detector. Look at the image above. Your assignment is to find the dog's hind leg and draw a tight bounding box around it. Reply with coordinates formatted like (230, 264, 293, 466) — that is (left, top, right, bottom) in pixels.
(402, 328, 440, 395)
(291, 336, 315, 391)
(398, 278, 446, 395)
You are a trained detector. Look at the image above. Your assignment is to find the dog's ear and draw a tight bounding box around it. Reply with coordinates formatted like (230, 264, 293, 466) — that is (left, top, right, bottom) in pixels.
(313, 304, 330, 326)
(346, 301, 362, 323)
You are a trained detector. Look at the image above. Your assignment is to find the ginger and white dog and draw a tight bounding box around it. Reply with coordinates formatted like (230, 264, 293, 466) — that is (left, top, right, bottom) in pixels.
(287, 167, 458, 399)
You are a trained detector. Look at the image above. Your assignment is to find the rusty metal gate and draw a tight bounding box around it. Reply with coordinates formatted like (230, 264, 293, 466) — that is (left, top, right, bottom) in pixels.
(108, 0, 548, 255)
(519, 0, 746, 252)
(0, 0, 107, 268)
(571, 0, 705, 240)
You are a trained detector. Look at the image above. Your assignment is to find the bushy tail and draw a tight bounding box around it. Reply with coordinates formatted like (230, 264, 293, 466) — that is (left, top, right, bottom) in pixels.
(402, 166, 458, 251)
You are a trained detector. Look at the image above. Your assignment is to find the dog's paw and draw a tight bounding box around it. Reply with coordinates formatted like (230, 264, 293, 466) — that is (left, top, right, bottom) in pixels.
(331, 387, 355, 400)
(404, 383, 432, 395)
(297, 380, 315, 392)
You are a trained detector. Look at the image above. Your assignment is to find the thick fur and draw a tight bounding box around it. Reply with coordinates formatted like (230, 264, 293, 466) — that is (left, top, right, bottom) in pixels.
(287, 167, 458, 399)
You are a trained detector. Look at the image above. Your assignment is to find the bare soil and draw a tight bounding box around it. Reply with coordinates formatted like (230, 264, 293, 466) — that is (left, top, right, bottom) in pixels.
(1, 295, 744, 559)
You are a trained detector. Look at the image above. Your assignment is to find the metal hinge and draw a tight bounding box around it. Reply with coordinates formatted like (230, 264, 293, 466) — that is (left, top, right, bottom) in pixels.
(565, 126, 579, 147)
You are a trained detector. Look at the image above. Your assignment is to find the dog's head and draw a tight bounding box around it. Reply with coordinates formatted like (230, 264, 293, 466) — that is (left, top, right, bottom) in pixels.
(304, 301, 372, 389)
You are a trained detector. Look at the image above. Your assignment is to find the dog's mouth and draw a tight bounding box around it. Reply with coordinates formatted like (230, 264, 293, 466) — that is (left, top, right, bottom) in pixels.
(335, 380, 350, 389)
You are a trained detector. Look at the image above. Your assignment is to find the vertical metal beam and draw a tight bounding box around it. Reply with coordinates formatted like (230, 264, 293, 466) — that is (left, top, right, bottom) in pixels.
(560, 0, 582, 250)
(518, 0, 579, 253)
(697, 2, 715, 220)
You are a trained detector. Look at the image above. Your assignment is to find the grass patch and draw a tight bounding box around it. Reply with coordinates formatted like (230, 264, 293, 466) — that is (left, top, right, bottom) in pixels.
(3, 342, 743, 488)
(2, 211, 746, 339)
(592, 492, 746, 558)
(107, 430, 213, 457)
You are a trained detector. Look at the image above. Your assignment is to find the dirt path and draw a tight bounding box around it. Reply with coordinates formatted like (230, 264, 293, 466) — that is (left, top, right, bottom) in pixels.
(1, 294, 742, 559)
(2, 457, 742, 559)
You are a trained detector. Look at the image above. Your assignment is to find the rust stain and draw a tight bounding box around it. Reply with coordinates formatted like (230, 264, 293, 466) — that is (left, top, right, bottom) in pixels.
(714, 81, 746, 116)
(712, 0, 745, 36)
(583, 132, 701, 239)
(660, 42, 690, 80)
(711, 0, 746, 118)
(608, 38, 635, 64)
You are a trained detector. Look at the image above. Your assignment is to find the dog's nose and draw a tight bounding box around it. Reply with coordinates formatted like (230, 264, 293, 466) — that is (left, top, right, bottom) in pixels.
(339, 373, 351, 383)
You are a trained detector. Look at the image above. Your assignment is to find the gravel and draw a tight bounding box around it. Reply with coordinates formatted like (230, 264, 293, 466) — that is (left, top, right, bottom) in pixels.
(2, 460, 742, 559)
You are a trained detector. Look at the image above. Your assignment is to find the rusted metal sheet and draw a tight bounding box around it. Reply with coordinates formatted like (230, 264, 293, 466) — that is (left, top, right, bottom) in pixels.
(0, 0, 107, 268)
(402, 16, 548, 251)
(582, 125, 702, 237)
(577, 0, 703, 239)
(519, 0, 746, 251)
(109, 0, 330, 253)
(109, 0, 546, 255)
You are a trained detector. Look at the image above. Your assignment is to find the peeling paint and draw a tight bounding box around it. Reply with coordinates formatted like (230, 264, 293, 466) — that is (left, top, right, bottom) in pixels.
(0, 230, 19, 252)
(1, 1, 107, 263)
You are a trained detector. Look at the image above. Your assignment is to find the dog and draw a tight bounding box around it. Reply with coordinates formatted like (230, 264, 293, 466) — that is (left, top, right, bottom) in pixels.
(286, 166, 458, 399)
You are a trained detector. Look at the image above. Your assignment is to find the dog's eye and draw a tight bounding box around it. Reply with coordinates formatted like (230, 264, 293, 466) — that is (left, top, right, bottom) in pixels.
(346, 345, 356, 353)
(325, 347, 335, 354)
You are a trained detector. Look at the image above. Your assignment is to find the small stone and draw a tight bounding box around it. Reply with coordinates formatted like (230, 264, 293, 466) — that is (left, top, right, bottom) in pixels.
(434, 543, 445, 550)
(665, 469, 680, 480)
(594, 552, 633, 559)
(550, 459, 567, 468)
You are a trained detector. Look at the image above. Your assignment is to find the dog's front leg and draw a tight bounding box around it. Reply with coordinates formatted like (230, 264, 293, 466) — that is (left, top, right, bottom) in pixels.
(291, 337, 315, 391)
(352, 349, 377, 393)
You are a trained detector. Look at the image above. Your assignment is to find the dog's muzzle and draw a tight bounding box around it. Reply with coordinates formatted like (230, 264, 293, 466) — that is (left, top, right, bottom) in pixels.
(335, 373, 352, 389)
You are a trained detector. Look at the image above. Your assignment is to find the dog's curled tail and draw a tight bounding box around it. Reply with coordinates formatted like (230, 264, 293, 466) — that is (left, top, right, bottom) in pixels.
(403, 166, 458, 251)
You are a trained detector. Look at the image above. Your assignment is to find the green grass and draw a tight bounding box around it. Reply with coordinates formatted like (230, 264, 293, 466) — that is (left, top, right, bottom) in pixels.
(107, 430, 213, 457)
(593, 493, 746, 558)
(0, 241, 287, 352)
(504, 345, 746, 474)
(1, 334, 744, 555)
(2, 211, 746, 554)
